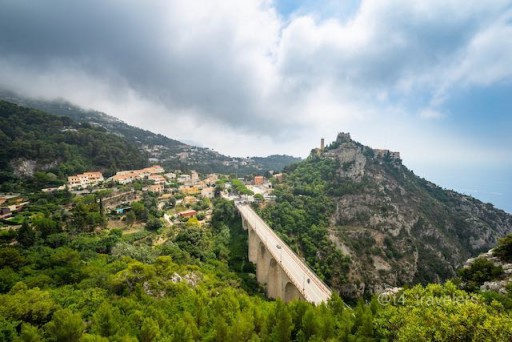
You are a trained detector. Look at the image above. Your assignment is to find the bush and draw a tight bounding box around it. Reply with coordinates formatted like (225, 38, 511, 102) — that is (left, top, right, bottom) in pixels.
(458, 257, 504, 292)
(494, 234, 512, 262)
(145, 217, 162, 231)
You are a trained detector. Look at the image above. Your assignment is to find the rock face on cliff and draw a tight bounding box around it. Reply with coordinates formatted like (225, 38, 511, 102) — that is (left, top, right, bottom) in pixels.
(303, 133, 512, 297)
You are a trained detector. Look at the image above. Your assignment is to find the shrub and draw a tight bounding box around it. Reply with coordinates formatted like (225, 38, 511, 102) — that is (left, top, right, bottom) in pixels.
(493, 234, 512, 262)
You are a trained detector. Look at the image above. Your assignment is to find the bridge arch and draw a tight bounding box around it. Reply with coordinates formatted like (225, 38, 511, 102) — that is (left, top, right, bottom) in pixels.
(284, 281, 301, 302)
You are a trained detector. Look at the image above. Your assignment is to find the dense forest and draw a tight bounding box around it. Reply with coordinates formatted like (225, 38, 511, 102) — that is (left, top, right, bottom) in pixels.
(259, 157, 350, 289)
(0, 101, 147, 191)
(0, 95, 302, 176)
(2, 196, 512, 341)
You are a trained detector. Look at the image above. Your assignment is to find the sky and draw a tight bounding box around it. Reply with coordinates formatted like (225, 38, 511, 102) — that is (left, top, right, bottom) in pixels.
(0, 0, 511, 212)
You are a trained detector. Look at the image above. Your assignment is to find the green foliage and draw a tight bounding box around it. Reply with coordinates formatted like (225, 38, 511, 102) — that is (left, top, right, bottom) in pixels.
(1, 183, 511, 341)
(112, 242, 157, 264)
(458, 257, 504, 292)
(230, 179, 254, 196)
(0, 231, 511, 341)
(0, 267, 20, 293)
(145, 216, 163, 231)
(91, 302, 121, 338)
(125, 210, 136, 227)
(375, 282, 512, 341)
(0, 100, 147, 191)
(18, 323, 43, 342)
(0, 284, 58, 325)
(259, 157, 350, 286)
(32, 218, 61, 239)
(17, 220, 36, 248)
(131, 201, 148, 222)
(494, 233, 512, 262)
(254, 193, 264, 201)
(44, 308, 84, 342)
(0, 317, 18, 342)
(69, 197, 105, 233)
(211, 199, 259, 293)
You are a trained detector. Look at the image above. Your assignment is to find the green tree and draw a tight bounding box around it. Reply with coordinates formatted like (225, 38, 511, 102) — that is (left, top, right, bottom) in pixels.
(0, 317, 18, 342)
(494, 233, 512, 262)
(458, 257, 504, 291)
(145, 217, 162, 231)
(269, 300, 294, 342)
(0, 267, 20, 293)
(17, 220, 35, 248)
(92, 302, 121, 338)
(17, 323, 42, 342)
(1, 284, 57, 325)
(32, 218, 60, 238)
(45, 309, 84, 342)
(139, 318, 160, 342)
(168, 197, 176, 208)
(0, 247, 26, 268)
(125, 210, 136, 227)
(69, 203, 89, 233)
(131, 202, 148, 221)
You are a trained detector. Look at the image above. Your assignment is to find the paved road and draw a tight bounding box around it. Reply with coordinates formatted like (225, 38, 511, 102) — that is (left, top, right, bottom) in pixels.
(236, 203, 332, 304)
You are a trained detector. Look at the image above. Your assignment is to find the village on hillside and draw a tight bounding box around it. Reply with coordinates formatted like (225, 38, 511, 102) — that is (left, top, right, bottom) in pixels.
(0, 165, 281, 244)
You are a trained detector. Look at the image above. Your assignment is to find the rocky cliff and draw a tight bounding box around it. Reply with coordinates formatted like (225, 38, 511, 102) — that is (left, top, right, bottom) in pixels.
(263, 132, 512, 298)
(323, 132, 512, 296)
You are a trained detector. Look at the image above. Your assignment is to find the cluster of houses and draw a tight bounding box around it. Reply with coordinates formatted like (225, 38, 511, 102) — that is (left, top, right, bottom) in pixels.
(65, 165, 220, 202)
(109, 165, 166, 185)
(61, 165, 283, 220)
(1, 163, 281, 226)
(67, 172, 104, 188)
(0, 194, 29, 220)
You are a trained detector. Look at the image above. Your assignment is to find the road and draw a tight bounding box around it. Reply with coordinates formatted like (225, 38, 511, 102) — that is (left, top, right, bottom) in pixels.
(163, 213, 173, 226)
(236, 203, 332, 304)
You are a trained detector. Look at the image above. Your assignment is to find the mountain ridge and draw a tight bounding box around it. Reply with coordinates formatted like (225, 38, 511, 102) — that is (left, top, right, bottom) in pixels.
(0, 100, 148, 191)
(260, 132, 512, 297)
(0, 91, 301, 175)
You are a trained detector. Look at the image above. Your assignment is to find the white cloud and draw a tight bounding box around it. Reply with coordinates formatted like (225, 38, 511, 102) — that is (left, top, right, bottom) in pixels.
(0, 0, 510, 167)
(419, 108, 443, 119)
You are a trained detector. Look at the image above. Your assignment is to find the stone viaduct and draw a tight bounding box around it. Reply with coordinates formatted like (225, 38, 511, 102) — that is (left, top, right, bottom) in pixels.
(236, 203, 331, 304)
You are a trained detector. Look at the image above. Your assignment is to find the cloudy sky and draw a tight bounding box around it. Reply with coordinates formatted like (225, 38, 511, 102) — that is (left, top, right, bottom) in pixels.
(0, 0, 511, 212)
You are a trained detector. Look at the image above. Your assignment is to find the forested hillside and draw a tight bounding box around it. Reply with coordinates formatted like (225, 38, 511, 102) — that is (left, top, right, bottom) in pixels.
(1, 197, 512, 341)
(0, 101, 147, 191)
(259, 133, 512, 297)
(0, 93, 301, 176)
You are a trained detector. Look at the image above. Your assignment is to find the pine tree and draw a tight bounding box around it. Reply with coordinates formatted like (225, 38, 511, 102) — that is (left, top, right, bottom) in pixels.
(17, 220, 35, 248)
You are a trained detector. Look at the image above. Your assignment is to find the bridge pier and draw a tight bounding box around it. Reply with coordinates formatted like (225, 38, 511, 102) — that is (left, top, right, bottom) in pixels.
(267, 258, 280, 299)
(248, 227, 259, 263)
(256, 242, 270, 285)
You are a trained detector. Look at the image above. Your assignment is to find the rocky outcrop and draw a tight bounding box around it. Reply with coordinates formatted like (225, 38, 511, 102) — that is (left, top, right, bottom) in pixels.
(10, 158, 62, 178)
(464, 249, 512, 294)
(321, 133, 512, 297)
(10, 159, 37, 177)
